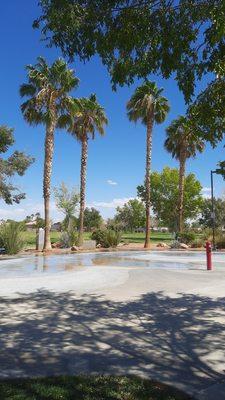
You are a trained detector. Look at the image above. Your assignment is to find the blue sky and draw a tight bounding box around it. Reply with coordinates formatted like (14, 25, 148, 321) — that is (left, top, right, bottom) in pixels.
(0, 0, 224, 221)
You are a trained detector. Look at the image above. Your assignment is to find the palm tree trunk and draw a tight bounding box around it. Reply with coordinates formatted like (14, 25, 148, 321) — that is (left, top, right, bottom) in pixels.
(178, 154, 186, 233)
(78, 136, 88, 246)
(43, 122, 55, 251)
(144, 115, 153, 249)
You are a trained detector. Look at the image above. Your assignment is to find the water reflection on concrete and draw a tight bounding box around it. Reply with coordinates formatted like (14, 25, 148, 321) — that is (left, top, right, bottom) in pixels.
(0, 251, 224, 278)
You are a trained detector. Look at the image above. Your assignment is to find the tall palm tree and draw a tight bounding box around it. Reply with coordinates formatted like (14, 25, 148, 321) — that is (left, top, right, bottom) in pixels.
(20, 57, 79, 250)
(127, 81, 170, 249)
(165, 116, 205, 233)
(68, 94, 108, 246)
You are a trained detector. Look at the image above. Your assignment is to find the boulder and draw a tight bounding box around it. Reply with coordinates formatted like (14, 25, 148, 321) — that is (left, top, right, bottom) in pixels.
(180, 243, 189, 249)
(71, 246, 79, 252)
(52, 242, 62, 249)
(156, 242, 170, 248)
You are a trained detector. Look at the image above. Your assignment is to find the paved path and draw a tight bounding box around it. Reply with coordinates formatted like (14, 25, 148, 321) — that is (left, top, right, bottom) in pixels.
(0, 251, 225, 399)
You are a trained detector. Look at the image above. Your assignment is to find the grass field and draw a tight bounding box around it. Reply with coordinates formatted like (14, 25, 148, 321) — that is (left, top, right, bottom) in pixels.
(22, 230, 173, 249)
(0, 376, 190, 400)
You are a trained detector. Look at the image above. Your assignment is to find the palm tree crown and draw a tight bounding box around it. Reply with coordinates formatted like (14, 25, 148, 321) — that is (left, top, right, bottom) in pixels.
(127, 81, 170, 124)
(20, 57, 79, 125)
(165, 116, 205, 159)
(68, 94, 108, 139)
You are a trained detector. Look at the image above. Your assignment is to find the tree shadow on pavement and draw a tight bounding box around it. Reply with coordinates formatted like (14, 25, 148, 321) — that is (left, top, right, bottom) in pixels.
(0, 290, 225, 397)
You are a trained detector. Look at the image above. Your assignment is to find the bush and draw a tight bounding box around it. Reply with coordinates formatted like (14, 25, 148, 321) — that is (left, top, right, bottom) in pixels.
(92, 229, 121, 248)
(60, 229, 78, 248)
(191, 238, 204, 248)
(0, 221, 24, 254)
(178, 232, 196, 244)
(215, 235, 225, 249)
(170, 240, 182, 249)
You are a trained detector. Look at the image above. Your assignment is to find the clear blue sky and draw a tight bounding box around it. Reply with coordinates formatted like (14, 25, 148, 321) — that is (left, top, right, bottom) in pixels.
(0, 0, 224, 221)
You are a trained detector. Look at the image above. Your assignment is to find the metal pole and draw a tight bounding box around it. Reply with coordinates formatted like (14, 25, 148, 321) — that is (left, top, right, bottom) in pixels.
(211, 170, 216, 250)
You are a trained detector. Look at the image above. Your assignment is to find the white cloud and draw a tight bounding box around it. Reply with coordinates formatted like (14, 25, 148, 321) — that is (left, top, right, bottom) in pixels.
(88, 197, 134, 219)
(201, 187, 211, 199)
(0, 200, 64, 222)
(90, 197, 134, 209)
(107, 179, 118, 186)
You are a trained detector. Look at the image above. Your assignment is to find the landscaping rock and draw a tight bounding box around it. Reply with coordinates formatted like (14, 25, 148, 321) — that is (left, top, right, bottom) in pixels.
(52, 242, 62, 249)
(71, 246, 79, 252)
(180, 243, 189, 249)
(96, 244, 102, 248)
(156, 242, 170, 248)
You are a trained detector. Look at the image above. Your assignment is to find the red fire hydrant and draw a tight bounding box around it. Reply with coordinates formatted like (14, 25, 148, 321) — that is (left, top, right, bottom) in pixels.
(206, 241, 212, 270)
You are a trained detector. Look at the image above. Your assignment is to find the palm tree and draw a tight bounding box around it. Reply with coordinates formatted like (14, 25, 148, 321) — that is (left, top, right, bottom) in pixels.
(165, 116, 205, 233)
(20, 57, 79, 250)
(127, 81, 170, 249)
(68, 94, 108, 246)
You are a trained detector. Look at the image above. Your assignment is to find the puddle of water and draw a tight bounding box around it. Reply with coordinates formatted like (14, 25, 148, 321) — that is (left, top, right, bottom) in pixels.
(0, 251, 224, 278)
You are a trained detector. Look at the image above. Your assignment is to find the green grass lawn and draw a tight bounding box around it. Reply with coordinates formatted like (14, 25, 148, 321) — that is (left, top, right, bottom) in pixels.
(0, 376, 191, 400)
(122, 232, 173, 243)
(22, 231, 173, 249)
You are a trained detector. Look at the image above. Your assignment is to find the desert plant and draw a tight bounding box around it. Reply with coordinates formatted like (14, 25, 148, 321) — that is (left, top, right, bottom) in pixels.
(191, 238, 204, 248)
(215, 236, 225, 249)
(0, 221, 24, 254)
(170, 240, 182, 249)
(91, 229, 121, 248)
(178, 232, 196, 244)
(60, 229, 78, 248)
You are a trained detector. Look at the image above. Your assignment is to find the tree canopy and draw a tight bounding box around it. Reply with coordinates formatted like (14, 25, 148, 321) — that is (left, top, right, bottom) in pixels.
(83, 207, 103, 231)
(54, 182, 79, 219)
(114, 199, 145, 231)
(199, 197, 225, 230)
(35, 0, 224, 103)
(137, 167, 203, 231)
(0, 126, 34, 204)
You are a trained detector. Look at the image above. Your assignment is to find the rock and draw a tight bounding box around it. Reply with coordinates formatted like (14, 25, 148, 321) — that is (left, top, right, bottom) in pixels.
(180, 243, 189, 249)
(51, 242, 62, 249)
(71, 246, 79, 252)
(156, 242, 170, 248)
(96, 244, 102, 248)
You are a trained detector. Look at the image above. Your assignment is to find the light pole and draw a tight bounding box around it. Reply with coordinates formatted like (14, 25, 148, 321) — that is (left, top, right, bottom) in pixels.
(210, 170, 216, 250)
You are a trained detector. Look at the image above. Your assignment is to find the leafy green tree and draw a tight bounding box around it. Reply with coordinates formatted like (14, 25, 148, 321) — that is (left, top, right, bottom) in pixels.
(165, 116, 205, 233)
(83, 207, 103, 231)
(54, 182, 79, 230)
(66, 94, 108, 246)
(114, 199, 145, 232)
(0, 125, 34, 204)
(199, 198, 225, 230)
(20, 57, 79, 250)
(188, 76, 225, 146)
(137, 167, 203, 231)
(35, 1, 224, 102)
(127, 81, 169, 247)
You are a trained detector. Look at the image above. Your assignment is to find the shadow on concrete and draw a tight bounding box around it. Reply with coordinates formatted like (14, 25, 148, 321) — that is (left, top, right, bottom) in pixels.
(0, 291, 225, 397)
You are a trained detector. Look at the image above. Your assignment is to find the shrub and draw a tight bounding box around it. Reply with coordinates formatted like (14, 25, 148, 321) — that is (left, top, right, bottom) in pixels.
(0, 221, 24, 254)
(170, 240, 182, 249)
(178, 232, 196, 244)
(92, 229, 121, 248)
(191, 239, 204, 248)
(215, 235, 225, 249)
(60, 229, 78, 248)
